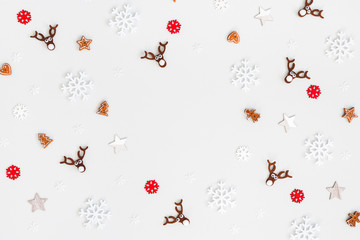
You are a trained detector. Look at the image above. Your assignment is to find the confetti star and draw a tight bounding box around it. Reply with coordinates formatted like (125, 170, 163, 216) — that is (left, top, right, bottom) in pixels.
(76, 36, 92, 51)
(108, 134, 127, 153)
(278, 114, 296, 133)
(254, 7, 273, 26)
(28, 193, 47, 212)
(326, 181, 345, 200)
(342, 107, 358, 123)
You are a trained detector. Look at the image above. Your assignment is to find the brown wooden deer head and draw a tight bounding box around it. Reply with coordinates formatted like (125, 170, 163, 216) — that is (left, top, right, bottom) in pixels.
(141, 42, 168, 68)
(298, 0, 324, 19)
(266, 160, 292, 186)
(284, 57, 310, 83)
(30, 24, 58, 51)
(60, 146, 88, 173)
(163, 199, 190, 226)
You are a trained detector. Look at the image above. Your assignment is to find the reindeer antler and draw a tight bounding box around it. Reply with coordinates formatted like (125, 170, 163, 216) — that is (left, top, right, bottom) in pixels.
(78, 146, 88, 159)
(158, 41, 168, 55)
(266, 160, 292, 186)
(60, 156, 75, 165)
(30, 31, 46, 41)
(49, 24, 58, 37)
(141, 51, 156, 60)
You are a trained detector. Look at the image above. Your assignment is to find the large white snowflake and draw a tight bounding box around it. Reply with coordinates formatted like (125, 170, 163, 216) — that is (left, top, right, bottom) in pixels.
(305, 133, 333, 166)
(290, 216, 320, 240)
(214, 0, 229, 10)
(208, 181, 236, 214)
(62, 72, 94, 102)
(231, 59, 260, 92)
(79, 198, 111, 229)
(325, 31, 354, 63)
(235, 146, 251, 161)
(109, 5, 139, 37)
(13, 104, 28, 120)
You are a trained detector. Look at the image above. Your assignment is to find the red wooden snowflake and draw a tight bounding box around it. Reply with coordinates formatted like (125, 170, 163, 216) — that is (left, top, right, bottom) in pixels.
(17, 10, 32, 25)
(144, 180, 159, 194)
(6, 165, 21, 180)
(167, 20, 181, 34)
(307, 85, 321, 99)
(290, 189, 305, 203)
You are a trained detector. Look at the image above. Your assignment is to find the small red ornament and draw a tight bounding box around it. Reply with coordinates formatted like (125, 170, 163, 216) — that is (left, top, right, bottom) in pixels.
(144, 180, 159, 194)
(290, 189, 305, 203)
(307, 85, 321, 99)
(17, 10, 32, 25)
(167, 20, 181, 34)
(6, 165, 21, 180)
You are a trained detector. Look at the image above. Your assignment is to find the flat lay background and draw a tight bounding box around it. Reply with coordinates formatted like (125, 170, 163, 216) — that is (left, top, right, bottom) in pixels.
(0, 0, 360, 239)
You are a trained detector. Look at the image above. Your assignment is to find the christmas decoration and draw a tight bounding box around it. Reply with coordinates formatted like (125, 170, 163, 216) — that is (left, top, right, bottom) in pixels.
(163, 199, 190, 226)
(208, 181, 236, 214)
(307, 85, 321, 99)
(0, 63, 12, 76)
(254, 7, 273, 26)
(231, 59, 260, 92)
(342, 107, 357, 123)
(29, 85, 40, 95)
(284, 58, 310, 83)
(290, 189, 305, 203)
(235, 146, 251, 161)
(13, 104, 28, 120)
(227, 31, 240, 44)
(141, 42, 168, 68)
(30, 24, 58, 51)
(244, 109, 260, 123)
(108, 134, 127, 153)
(346, 211, 360, 227)
(305, 133, 333, 165)
(38, 133, 53, 149)
(266, 160, 292, 186)
(12, 52, 22, 63)
(290, 216, 320, 240)
(76, 36, 92, 51)
(167, 20, 181, 34)
(79, 198, 111, 229)
(326, 181, 345, 200)
(0, 137, 9, 148)
(325, 31, 354, 63)
(97, 101, 109, 116)
(109, 5, 139, 37)
(17, 10, 32, 25)
(28, 193, 47, 212)
(61, 72, 94, 102)
(298, 0, 324, 18)
(144, 180, 159, 194)
(60, 146, 88, 173)
(278, 114, 296, 133)
(214, 0, 229, 10)
(6, 165, 20, 180)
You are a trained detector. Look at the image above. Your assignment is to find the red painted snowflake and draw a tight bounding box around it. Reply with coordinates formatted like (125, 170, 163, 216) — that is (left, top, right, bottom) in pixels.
(6, 165, 21, 180)
(144, 180, 159, 194)
(167, 20, 181, 34)
(307, 85, 321, 99)
(17, 10, 32, 25)
(290, 189, 305, 203)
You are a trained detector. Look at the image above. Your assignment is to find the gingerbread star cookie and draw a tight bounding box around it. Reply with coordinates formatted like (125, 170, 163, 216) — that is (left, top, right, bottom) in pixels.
(342, 107, 357, 123)
(77, 36, 92, 51)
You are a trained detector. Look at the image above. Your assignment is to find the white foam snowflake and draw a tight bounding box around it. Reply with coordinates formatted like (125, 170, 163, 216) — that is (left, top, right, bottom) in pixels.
(290, 216, 320, 240)
(79, 198, 111, 229)
(12, 52, 23, 63)
(193, 43, 203, 54)
(305, 133, 333, 166)
(61, 72, 94, 102)
(130, 215, 140, 225)
(109, 5, 139, 37)
(230, 224, 240, 235)
(340, 151, 351, 161)
(339, 81, 349, 92)
(115, 175, 127, 186)
(235, 146, 251, 161)
(257, 208, 265, 219)
(214, 0, 229, 10)
(55, 181, 66, 192)
(231, 59, 260, 92)
(0, 137, 9, 148)
(13, 104, 28, 120)
(208, 181, 236, 214)
(73, 124, 85, 135)
(113, 67, 124, 78)
(185, 172, 197, 184)
(30, 85, 40, 95)
(288, 40, 297, 50)
(325, 31, 354, 63)
(28, 222, 39, 232)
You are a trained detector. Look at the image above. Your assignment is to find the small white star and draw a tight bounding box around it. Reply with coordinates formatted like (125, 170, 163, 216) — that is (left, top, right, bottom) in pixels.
(278, 114, 296, 133)
(230, 224, 240, 235)
(326, 181, 345, 200)
(30, 85, 40, 95)
(109, 134, 127, 153)
(254, 7, 273, 26)
(28, 193, 47, 212)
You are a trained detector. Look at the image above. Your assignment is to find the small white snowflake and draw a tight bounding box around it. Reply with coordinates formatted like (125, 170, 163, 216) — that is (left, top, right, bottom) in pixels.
(79, 198, 111, 229)
(73, 124, 85, 135)
(62, 72, 94, 102)
(257, 208, 265, 219)
(28, 222, 39, 232)
(12, 52, 23, 63)
(55, 181, 66, 192)
(13, 104, 28, 120)
(325, 31, 354, 63)
(305, 133, 333, 165)
(235, 146, 251, 161)
(30, 85, 40, 95)
(109, 5, 139, 37)
(288, 40, 297, 50)
(130, 215, 140, 225)
(290, 216, 320, 240)
(230, 224, 240, 235)
(185, 172, 197, 184)
(208, 181, 236, 214)
(340, 151, 351, 161)
(115, 175, 127, 186)
(0, 137, 9, 148)
(339, 81, 349, 92)
(214, 0, 229, 10)
(113, 67, 124, 78)
(193, 43, 203, 54)
(231, 59, 260, 92)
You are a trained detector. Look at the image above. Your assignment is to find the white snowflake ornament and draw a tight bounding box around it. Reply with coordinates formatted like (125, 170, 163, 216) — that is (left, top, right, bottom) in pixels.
(13, 104, 28, 120)
(208, 181, 236, 214)
(290, 216, 320, 240)
(79, 198, 111, 229)
(214, 0, 229, 10)
(325, 31, 354, 63)
(235, 146, 251, 161)
(231, 59, 260, 92)
(62, 72, 94, 102)
(0, 137, 9, 148)
(109, 5, 139, 37)
(305, 133, 333, 166)
(30, 85, 40, 95)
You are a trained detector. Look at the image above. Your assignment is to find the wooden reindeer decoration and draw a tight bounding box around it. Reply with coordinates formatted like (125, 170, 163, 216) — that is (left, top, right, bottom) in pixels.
(266, 160, 292, 186)
(298, 0, 324, 19)
(284, 58, 310, 83)
(30, 24, 58, 51)
(60, 146, 88, 173)
(141, 42, 168, 68)
(163, 199, 190, 226)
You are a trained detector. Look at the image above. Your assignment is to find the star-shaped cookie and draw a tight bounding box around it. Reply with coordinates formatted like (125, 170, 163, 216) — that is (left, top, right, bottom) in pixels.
(77, 36, 92, 51)
(109, 134, 127, 154)
(326, 181, 345, 200)
(278, 114, 296, 133)
(28, 193, 47, 212)
(342, 107, 358, 123)
(254, 7, 273, 26)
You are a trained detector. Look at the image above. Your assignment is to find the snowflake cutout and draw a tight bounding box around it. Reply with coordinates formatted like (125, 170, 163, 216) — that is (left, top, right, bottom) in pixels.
(13, 104, 28, 120)
(167, 19, 181, 34)
(230, 224, 240, 235)
(257, 208, 265, 219)
(235, 146, 251, 161)
(30, 85, 40, 95)
(61, 72, 94, 102)
(185, 172, 197, 184)
(55, 181, 66, 192)
(291, 216, 320, 240)
(144, 180, 159, 194)
(325, 31, 354, 63)
(340, 81, 349, 92)
(113, 67, 124, 78)
(208, 181, 236, 214)
(28, 222, 39, 232)
(12, 52, 23, 63)
(79, 198, 111, 229)
(305, 133, 333, 165)
(290, 189, 305, 203)
(130, 215, 140, 225)
(307, 85, 321, 99)
(231, 59, 260, 92)
(17, 10, 31, 25)
(73, 124, 85, 135)
(340, 151, 351, 161)
(0, 137, 9, 148)
(288, 40, 297, 50)
(214, 0, 229, 10)
(109, 5, 139, 37)
(115, 175, 127, 186)
(6, 165, 20, 180)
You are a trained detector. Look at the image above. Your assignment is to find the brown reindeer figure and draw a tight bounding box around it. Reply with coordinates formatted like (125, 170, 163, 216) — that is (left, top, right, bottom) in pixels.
(141, 42, 168, 68)
(30, 24, 58, 51)
(298, 0, 324, 19)
(163, 199, 190, 226)
(266, 160, 292, 186)
(346, 211, 360, 227)
(60, 146, 88, 173)
(284, 58, 310, 83)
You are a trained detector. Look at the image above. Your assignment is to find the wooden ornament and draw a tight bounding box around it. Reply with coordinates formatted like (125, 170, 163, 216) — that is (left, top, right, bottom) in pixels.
(0, 63, 12, 76)
(38, 133, 53, 149)
(227, 31, 240, 44)
(97, 101, 109, 116)
(244, 109, 260, 123)
(347, 211, 360, 227)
